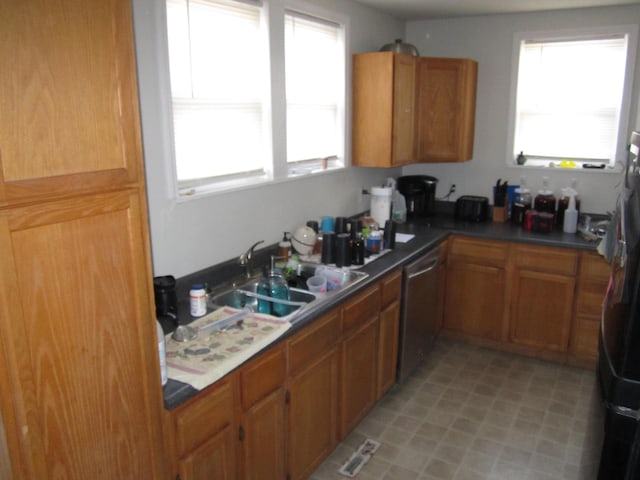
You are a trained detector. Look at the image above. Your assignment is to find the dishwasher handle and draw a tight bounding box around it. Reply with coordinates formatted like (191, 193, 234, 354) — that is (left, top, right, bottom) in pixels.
(406, 257, 439, 279)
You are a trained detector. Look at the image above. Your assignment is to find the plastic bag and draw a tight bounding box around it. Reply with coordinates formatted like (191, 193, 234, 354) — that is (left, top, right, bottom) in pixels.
(386, 177, 406, 223)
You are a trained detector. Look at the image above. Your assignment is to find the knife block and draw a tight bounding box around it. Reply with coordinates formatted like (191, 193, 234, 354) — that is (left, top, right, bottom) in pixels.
(493, 206, 507, 223)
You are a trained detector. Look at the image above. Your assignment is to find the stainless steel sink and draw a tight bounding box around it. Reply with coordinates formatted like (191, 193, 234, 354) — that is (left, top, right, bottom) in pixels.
(208, 263, 369, 323)
(294, 263, 369, 292)
(210, 281, 316, 310)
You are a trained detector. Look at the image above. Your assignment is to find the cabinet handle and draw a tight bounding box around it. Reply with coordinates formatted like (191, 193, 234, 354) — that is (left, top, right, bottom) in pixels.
(407, 259, 439, 278)
(239, 425, 245, 441)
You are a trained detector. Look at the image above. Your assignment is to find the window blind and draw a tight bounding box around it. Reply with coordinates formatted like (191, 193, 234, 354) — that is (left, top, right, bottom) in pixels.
(514, 35, 628, 162)
(166, 0, 268, 181)
(284, 11, 344, 164)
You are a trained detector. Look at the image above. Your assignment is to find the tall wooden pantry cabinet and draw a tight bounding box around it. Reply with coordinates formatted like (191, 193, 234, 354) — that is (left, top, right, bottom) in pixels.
(0, 1, 167, 478)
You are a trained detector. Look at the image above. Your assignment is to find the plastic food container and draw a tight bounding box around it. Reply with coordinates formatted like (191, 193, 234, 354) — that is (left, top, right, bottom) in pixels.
(307, 275, 327, 293)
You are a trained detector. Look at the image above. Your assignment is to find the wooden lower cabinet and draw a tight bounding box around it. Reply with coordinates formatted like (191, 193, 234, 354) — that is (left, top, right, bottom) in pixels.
(167, 269, 404, 480)
(444, 238, 508, 342)
(238, 345, 286, 480)
(340, 285, 381, 439)
(378, 301, 401, 398)
(443, 236, 606, 363)
(377, 270, 402, 399)
(570, 251, 610, 364)
(172, 376, 238, 480)
(509, 245, 578, 352)
(340, 318, 379, 438)
(179, 427, 237, 480)
(287, 311, 340, 480)
(510, 269, 576, 351)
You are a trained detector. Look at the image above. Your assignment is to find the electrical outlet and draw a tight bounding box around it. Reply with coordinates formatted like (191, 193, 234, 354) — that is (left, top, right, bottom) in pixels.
(450, 184, 456, 194)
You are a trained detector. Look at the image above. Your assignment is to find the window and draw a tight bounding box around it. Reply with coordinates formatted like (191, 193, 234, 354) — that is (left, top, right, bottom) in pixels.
(165, 0, 347, 196)
(166, 0, 270, 193)
(285, 11, 345, 174)
(507, 26, 638, 169)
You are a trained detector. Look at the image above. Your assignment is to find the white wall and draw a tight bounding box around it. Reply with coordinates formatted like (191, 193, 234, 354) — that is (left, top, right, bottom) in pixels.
(404, 5, 640, 214)
(132, 0, 404, 278)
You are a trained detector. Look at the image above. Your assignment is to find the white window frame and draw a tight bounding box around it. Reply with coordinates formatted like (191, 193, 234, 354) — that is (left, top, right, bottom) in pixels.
(163, 0, 350, 200)
(505, 25, 638, 172)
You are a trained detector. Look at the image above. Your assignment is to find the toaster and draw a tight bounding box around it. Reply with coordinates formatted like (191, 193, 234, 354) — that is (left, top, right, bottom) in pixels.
(455, 196, 490, 222)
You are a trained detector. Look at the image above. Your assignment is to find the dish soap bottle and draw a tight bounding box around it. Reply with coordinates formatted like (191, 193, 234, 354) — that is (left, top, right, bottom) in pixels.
(279, 232, 292, 261)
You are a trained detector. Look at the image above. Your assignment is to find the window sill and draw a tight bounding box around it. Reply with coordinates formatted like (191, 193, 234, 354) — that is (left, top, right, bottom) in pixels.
(175, 165, 347, 202)
(506, 162, 622, 174)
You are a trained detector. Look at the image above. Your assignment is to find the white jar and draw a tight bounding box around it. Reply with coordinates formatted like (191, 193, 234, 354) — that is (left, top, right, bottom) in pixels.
(156, 320, 167, 386)
(189, 284, 207, 317)
(370, 187, 392, 226)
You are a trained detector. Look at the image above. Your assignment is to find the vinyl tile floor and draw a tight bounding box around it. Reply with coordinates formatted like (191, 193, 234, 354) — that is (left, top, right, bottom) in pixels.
(310, 339, 603, 480)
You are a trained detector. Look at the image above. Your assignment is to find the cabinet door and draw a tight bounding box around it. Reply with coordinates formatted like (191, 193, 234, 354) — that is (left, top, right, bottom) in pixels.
(178, 426, 237, 480)
(570, 252, 609, 361)
(444, 261, 506, 341)
(287, 348, 339, 480)
(391, 54, 417, 166)
(340, 318, 379, 439)
(0, 190, 165, 479)
(242, 389, 285, 480)
(377, 300, 400, 399)
(352, 52, 416, 167)
(510, 270, 575, 352)
(416, 58, 477, 162)
(0, 0, 143, 206)
(239, 346, 286, 480)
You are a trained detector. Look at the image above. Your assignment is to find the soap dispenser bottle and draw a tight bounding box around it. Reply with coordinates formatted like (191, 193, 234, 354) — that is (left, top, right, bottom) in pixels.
(279, 232, 292, 261)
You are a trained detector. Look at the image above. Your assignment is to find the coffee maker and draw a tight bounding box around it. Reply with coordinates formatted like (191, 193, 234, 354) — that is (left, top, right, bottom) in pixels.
(397, 175, 439, 217)
(154, 275, 178, 333)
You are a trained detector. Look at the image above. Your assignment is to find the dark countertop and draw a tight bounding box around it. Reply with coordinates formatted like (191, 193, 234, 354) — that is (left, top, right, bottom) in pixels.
(162, 210, 602, 410)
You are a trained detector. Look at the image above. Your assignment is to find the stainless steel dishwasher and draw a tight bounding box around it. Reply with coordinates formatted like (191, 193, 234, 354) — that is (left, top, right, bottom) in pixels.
(397, 246, 442, 382)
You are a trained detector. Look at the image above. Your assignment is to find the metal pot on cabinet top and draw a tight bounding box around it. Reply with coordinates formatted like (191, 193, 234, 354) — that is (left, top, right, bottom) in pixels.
(379, 38, 419, 56)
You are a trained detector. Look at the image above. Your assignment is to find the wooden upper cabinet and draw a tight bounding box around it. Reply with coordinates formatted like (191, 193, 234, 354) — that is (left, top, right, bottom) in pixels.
(0, 0, 144, 207)
(416, 58, 478, 163)
(352, 52, 416, 167)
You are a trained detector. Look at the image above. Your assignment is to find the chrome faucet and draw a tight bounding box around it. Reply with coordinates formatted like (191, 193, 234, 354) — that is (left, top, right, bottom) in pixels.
(239, 241, 264, 279)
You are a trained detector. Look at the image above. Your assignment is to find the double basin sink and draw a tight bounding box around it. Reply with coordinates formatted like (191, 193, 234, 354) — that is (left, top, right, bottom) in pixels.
(207, 262, 369, 324)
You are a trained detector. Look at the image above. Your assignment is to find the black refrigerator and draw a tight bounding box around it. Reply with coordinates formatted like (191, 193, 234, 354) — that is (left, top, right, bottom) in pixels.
(598, 131, 640, 479)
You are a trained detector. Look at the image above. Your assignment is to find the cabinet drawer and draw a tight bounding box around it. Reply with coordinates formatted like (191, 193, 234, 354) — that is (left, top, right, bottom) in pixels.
(381, 270, 402, 307)
(240, 344, 286, 411)
(288, 310, 341, 376)
(175, 376, 236, 457)
(513, 245, 578, 276)
(449, 236, 508, 265)
(342, 285, 381, 334)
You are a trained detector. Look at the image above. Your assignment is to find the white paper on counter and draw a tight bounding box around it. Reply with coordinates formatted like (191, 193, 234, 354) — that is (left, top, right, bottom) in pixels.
(395, 233, 415, 243)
